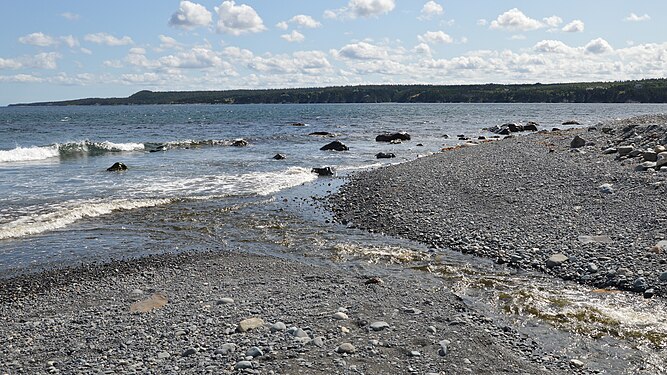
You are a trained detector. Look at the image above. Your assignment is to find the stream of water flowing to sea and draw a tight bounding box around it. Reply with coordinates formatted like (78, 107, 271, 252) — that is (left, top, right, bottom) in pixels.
(2, 103, 667, 372)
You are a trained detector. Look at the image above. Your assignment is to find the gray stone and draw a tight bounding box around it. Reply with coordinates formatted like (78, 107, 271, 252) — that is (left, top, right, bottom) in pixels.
(427, 326, 437, 334)
(570, 359, 585, 368)
(635, 161, 657, 171)
(587, 263, 599, 273)
(270, 322, 287, 332)
(659, 272, 667, 282)
(632, 277, 648, 292)
(235, 361, 253, 370)
(333, 312, 349, 320)
(311, 336, 325, 347)
(546, 253, 568, 268)
(643, 151, 658, 162)
(370, 321, 390, 331)
(157, 351, 170, 359)
(246, 347, 263, 358)
(217, 297, 234, 305)
(409, 351, 421, 357)
(237, 317, 264, 332)
(293, 328, 310, 338)
(181, 348, 197, 357)
(214, 343, 237, 355)
(438, 340, 450, 356)
(617, 145, 635, 156)
(598, 183, 614, 194)
(602, 148, 617, 154)
(337, 343, 356, 354)
(570, 136, 585, 148)
(655, 145, 667, 153)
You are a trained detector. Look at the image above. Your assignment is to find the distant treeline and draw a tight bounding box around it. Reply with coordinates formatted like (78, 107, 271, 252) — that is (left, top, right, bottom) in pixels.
(11, 78, 667, 106)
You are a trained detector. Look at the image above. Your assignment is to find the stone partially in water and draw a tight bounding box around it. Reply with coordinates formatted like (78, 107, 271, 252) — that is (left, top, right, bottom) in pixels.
(106, 162, 128, 172)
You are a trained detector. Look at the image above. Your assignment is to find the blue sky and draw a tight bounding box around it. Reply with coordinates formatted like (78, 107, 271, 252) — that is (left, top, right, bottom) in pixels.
(1, 0, 665, 105)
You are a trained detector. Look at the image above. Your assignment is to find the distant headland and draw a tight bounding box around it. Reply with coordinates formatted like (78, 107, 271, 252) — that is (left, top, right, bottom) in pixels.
(9, 78, 667, 106)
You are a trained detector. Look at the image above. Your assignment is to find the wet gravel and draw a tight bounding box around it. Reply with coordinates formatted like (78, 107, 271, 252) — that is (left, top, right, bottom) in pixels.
(330, 114, 667, 297)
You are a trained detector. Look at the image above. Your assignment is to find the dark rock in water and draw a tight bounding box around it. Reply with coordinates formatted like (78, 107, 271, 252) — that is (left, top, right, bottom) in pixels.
(290, 122, 306, 126)
(320, 140, 349, 151)
(376, 132, 410, 142)
(570, 136, 586, 148)
(458, 136, 470, 141)
(478, 136, 486, 140)
(312, 167, 335, 176)
(376, 152, 396, 159)
(149, 144, 167, 153)
(562, 120, 581, 125)
(309, 131, 334, 137)
(416, 143, 423, 147)
(552, 128, 561, 132)
(107, 162, 127, 172)
(231, 139, 248, 147)
(272, 153, 286, 160)
(442, 134, 450, 139)
(523, 122, 539, 131)
(507, 123, 523, 132)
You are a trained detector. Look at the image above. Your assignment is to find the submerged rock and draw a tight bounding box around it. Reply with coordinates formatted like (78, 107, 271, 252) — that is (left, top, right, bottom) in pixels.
(231, 139, 248, 147)
(376, 152, 396, 159)
(106, 162, 128, 172)
(312, 167, 335, 176)
(376, 132, 411, 142)
(320, 140, 349, 151)
(272, 153, 286, 160)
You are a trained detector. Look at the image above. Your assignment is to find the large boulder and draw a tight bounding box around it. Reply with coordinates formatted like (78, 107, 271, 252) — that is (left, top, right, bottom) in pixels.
(375, 152, 395, 159)
(570, 135, 586, 148)
(562, 120, 581, 125)
(320, 141, 349, 151)
(311, 167, 335, 176)
(375, 132, 410, 142)
(107, 162, 128, 172)
(523, 122, 539, 131)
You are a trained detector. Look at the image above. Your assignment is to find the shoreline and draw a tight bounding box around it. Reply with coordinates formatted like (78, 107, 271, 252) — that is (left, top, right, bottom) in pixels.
(330, 114, 667, 297)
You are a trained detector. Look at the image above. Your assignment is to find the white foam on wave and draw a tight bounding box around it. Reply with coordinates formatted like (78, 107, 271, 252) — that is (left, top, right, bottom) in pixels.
(143, 167, 318, 198)
(0, 145, 60, 163)
(94, 141, 145, 152)
(0, 198, 171, 240)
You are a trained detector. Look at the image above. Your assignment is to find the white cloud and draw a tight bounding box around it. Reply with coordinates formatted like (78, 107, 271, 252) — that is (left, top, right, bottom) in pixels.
(418, 31, 453, 45)
(562, 20, 584, 33)
(332, 42, 389, 60)
(543, 16, 563, 28)
(0, 57, 22, 69)
(0, 74, 44, 83)
(414, 43, 432, 55)
(19, 32, 59, 47)
(215, 1, 266, 36)
(169, 1, 213, 29)
(510, 34, 527, 41)
(80, 48, 92, 55)
(625, 13, 650, 22)
(28, 52, 60, 69)
(61, 12, 80, 21)
(159, 47, 225, 69)
(534, 40, 574, 54)
(420, 1, 443, 20)
(248, 50, 332, 75)
(326, 0, 395, 20)
(289, 15, 321, 28)
(276, 21, 289, 30)
(477, 19, 488, 26)
(159, 35, 183, 50)
(281, 30, 305, 43)
(490, 8, 543, 31)
(84, 33, 133, 46)
(585, 38, 613, 54)
(61, 35, 79, 48)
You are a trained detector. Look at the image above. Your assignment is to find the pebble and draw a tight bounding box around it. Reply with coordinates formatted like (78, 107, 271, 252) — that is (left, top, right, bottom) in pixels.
(217, 297, 234, 305)
(333, 312, 349, 320)
(271, 321, 287, 331)
(237, 317, 265, 332)
(570, 359, 585, 368)
(214, 343, 237, 355)
(337, 343, 356, 354)
(157, 352, 170, 359)
(181, 348, 197, 357)
(235, 361, 253, 370)
(546, 253, 568, 268)
(369, 321, 390, 331)
(246, 346, 263, 358)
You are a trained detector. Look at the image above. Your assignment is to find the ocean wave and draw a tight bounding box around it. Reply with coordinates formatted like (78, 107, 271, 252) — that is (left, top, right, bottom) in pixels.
(0, 198, 172, 240)
(0, 145, 60, 162)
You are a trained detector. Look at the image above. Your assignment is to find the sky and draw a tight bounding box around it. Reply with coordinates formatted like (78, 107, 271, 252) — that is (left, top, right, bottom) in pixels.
(1, 0, 666, 105)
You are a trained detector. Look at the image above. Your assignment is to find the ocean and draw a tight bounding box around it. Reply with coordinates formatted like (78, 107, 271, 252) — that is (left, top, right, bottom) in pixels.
(2, 103, 667, 276)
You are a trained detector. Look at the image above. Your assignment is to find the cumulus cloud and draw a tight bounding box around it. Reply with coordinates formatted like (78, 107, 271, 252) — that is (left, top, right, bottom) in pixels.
(332, 42, 389, 60)
(0, 57, 22, 69)
(562, 20, 584, 33)
(61, 35, 79, 48)
(534, 40, 574, 54)
(281, 30, 305, 43)
(19, 32, 59, 47)
(159, 35, 183, 50)
(477, 19, 488, 26)
(419, 1, 443, 20)
(289, 15, 321, 28)
(625, 13, 650, 22)
(414, 43, 432, 55)
(169, 1, 213, 29)
(490, 8, 543, 31)
(418, 31, 453, 45)
(325, 0, 395, 20)
(248, 50, 332, 75)
(585, 38, 613, 54)
(543, 16, 563, 28)
(276, 21, 289, 30)
(159, 47, 224, 69)
(215, 1, 266, 35)
(84, 33, 133, 46)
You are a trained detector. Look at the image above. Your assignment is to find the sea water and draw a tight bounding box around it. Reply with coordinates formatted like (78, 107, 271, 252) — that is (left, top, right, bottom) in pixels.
(2, 102, 667, 274)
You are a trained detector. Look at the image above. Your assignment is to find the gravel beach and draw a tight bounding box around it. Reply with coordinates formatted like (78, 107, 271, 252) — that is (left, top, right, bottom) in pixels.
(331, 115, 667, 297)
(2, 114, 667, 375)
